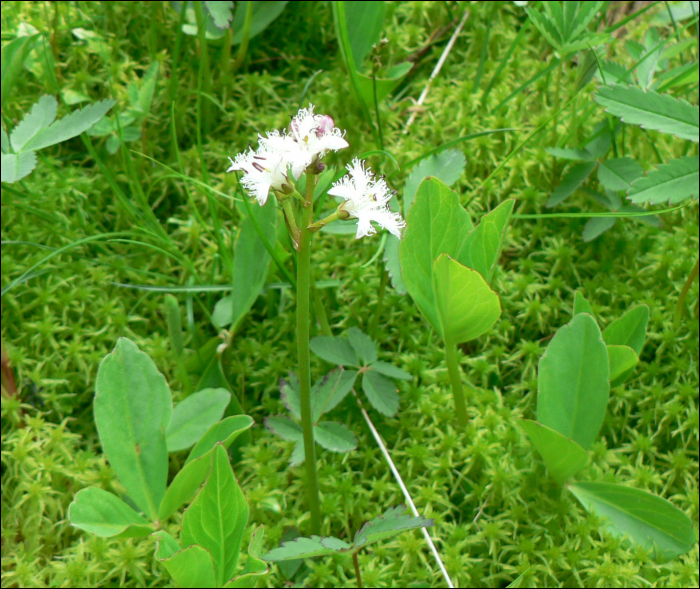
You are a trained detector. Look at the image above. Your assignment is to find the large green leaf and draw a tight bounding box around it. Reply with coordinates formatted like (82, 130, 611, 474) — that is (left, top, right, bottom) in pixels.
(157, 544, 218, 588)
(434, 254, 502, 345)
(459, 199, 515, 284)
(213, 196, 277, 329)
(280, 369, 356, 422)
(547, 161, 597, 207)
(22, 99, 115, 152)
(519, 420, 588, 485)
(362, 369, 400, 416)
(344, 0, 386, 68)
(385, 148, 466, 294)
(205, 1, 234, 29)
(94, 338, 172, 519)
(1, 151, 37, 183)
(582, 217, 616, 242)
(597, 157, 643, 192)
(231, 2, 289, 44)
(182, 444, 249, 586)
(595, 85, 699, 143)
(354, 505, 433, 548)
(602, 304, 649, 355)
(10, 95, 58, 152)
(627, 156, 699, 205)
(159, 415, 254, 521)
(1, 34, 38, 110)
(403, 149, 467, 217)
(569, 481, 695, 561)
(166, 388, 231, 452)
(537, 314, 609, 450)
(400, 177, 474, 335)
(68, 487, 153, 538)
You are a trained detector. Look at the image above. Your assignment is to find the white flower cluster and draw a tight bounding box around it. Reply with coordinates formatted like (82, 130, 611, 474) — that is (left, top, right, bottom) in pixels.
(228, 105, 348, 205)
(329, 159, 405, 239)
(228, 104, 405, 239)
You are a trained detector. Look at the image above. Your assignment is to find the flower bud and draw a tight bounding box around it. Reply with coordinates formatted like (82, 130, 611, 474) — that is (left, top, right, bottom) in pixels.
(314, 115, 335, 137)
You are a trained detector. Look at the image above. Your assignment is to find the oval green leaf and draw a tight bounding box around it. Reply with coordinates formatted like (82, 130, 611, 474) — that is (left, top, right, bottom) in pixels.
(569, 481, 696, 561)
(519, 420, 589, 485)
(537, 314, 609, 450)
(94, 338, 172, 519)
(167, 388, 231, 452)
(69, 487, 153, 538)
(434, 254, 502, 345)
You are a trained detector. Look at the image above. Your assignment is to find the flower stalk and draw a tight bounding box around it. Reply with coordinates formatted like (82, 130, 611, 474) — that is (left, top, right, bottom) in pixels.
(297, 172, 322, 534)
(445, 342, 468, 426)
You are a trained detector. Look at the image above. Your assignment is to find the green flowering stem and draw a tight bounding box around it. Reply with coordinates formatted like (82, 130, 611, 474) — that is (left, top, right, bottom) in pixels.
(445, 342, 468, 427)
(297, 171, 322, 534)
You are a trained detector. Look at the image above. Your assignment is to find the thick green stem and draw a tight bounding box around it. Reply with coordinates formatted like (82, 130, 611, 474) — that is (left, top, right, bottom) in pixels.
(298, 173, 322, 534)
(445, 342, 468, 426)
(674, 256, 699, 329)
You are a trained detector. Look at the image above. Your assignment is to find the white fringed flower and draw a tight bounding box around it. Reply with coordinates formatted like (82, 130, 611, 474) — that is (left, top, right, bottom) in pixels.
(227, 147, 289, 206)
(328, 158, 405, 239)
(228, 105, 348, 204)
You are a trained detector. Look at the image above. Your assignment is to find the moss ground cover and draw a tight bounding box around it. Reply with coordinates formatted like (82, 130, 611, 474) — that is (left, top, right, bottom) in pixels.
(1, 2, 698, 587)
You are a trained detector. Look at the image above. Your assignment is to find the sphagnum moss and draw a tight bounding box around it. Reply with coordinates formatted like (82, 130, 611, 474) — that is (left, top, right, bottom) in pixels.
(2, 0, 698, 587)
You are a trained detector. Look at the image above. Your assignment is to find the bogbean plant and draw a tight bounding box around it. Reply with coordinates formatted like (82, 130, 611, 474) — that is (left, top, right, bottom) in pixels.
(520, 294, 695, 561)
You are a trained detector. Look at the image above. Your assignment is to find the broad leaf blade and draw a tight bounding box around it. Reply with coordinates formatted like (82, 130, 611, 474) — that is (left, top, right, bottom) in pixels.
(1, 151, 37, 183)
(582, 217, 616, 242)
(213, 196, 277, 329)
(547, 161, 597, 208)
(166, 388, 231, 452)
(519, 420, 588, 485)
(10, 95, 58, 152)
(537, 314, 609, 450)
(157, 544, 218, 588)
(403, 149, 467, 217)
(344, 0, 386, 69)
(594, 85, 699, 143)
(346, 327, 377, 365)
(569, 481, 695, 561)
(23, 99, 116, 152)
(362, 370, 399, 416)
(280, 374, 301, 420)
(573, 291, 594, 317)
(94, 338, 172, 519)
(314, 421, 358, 453)
(369, 361, 411, 380)
(434, 254, 502, 345)
(310, 335, 359, 366)
(400, 177, 474, 336)
(354, 505, 433, 548)
(205, 1, 234, 28)
(627, 156, 699, 205)
(265, 416, 303, 443)
(459, 199, 515, 283)
(68, 487, 152, 538)
(262, 535, 352, 561)
(312, 368, 357, 420)
(602, 304, 649, 355)
(182, 444, 249, 586)
(159, 415, 253, 521)
(607, 345, 639, 384)
(597, 157, 643, 192)
(231, 1, 289, 44)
